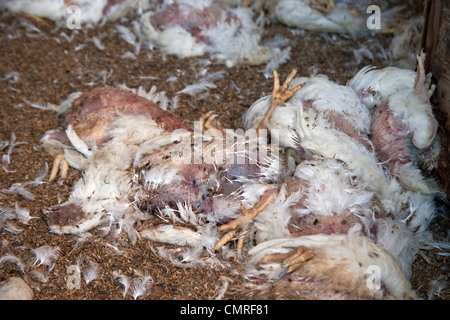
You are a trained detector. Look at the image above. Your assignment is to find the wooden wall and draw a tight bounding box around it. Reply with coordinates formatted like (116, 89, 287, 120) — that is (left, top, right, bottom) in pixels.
(422, 0, 450, 196)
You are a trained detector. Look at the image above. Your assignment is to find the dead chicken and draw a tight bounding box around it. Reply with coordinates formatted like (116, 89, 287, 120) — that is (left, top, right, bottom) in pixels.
(41, 86, 190, 183)
(261, 0, 405, 36)
(349, 52, 440, 194)
(39, 70, 443, 299)
(40, 84, 285, 256)
(0, 0, 154, 25)
(2, 0, 289, 68)
(0, 277, 34, 300)
(239, 67, 443, 298)
(139, 0, 284, 67)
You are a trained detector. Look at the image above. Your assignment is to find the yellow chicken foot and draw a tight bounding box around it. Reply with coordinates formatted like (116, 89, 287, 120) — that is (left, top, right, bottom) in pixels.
(214, 188, 278, 254)
(49, 152, 69, 182)
(257, 69, 304, 133)
(260, 245, 315, 273)
(414, 51, 434, 99)
(199, 111, 225, 135)
(310, 0, 335, 14)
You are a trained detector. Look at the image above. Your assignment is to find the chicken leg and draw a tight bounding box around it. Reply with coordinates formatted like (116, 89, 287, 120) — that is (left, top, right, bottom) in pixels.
(310, 0, 335, 14)
(48, 152, 69, 182)
(260, 245, 315, 273)
(256, 69, 304, 133)
(199, 111, 224, 135)
(214, 188, 278, 254)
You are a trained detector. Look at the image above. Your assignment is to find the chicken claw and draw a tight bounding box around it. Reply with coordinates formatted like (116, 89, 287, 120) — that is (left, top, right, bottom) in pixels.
(200, 111, 224, 135)
(214, 188, 278, 254)
(257, 69, 303, 132)
(49, 152, 69, 182)
(310, 0, 335, 14)
(260, 245, 315, 273)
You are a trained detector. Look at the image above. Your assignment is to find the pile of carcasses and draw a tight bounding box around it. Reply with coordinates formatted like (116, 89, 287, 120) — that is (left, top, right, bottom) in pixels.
(35, 51, 445, 299)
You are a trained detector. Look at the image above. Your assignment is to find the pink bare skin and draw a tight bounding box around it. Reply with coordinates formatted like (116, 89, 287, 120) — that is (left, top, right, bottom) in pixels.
(65, 87, 191, 147)
(370, 102, 410, 169)
(370, 101, 440, 174)
(282, 178, 363, 237)
(303, 99, 372, 151)
(43, 87, 275, 232)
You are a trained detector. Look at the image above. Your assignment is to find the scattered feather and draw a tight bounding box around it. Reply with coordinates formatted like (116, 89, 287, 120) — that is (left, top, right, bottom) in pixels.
(29, 270, 49, 284)
(14, 202, 37, 224)
(116, 25, 137, 47)
(1, 183, 35, 200)
(214, 276, 231, 300)
(0, 254, 25, 273)
(1, 133, 27, 172)
(2, 71, 20, 83)
(113, 270, 131, 298)
(23, 162, 48, 187)
(3, 222, 24, 234)
(263, 47, 291, 79)
(121, 51, 136, 59)
(177, 81, 217, 96)
(177, 71, 225, 96)
(428, 275, 449, 300)
(32, 245, 60, 271)
(82, 263, 100, 284)
(92, 36, 105, 50)
(131, 270, 152, 300)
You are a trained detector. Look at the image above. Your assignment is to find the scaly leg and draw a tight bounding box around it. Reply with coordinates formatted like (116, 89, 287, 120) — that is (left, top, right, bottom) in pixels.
(414, 51, 435, 99)
(199, 111, 224, 135)
(256, 69, 304, 133)
(260, 245, 315, 273)
(214, 188, 278, 254)
(49, 152, 69, 182)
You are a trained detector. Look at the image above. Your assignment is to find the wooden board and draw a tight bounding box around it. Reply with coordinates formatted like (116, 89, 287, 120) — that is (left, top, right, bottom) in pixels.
(422, 0, 450, 195)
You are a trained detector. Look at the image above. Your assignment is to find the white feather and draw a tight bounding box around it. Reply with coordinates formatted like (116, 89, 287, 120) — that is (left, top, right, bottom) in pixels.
(113, 270, 131, 298)
(131, 271, 152, 300)
(82, 263, 100, 284)
(0, 254, 25, 273)
(31, 245, 60, 271)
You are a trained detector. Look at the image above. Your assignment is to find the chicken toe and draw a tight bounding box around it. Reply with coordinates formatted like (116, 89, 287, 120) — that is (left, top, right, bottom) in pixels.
(214, 188, 278, 254)
(48, 152, 69, 183)
(257, 69, 304, 132)
(260, 245, 315, 273)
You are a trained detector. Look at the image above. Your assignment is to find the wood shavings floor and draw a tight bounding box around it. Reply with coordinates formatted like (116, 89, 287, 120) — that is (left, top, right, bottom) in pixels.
(0, 10, 448, 300)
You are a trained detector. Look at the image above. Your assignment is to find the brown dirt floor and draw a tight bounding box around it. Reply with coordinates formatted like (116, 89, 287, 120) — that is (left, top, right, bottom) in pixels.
(0, 5, 448, 301)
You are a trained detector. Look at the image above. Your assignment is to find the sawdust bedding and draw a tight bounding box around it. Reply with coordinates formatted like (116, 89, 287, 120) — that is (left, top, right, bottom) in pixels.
(0, 6, 448, 302)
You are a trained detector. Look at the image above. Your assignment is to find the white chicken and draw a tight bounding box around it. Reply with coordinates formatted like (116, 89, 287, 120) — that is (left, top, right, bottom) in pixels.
(40, 84, 285, 256)
(240, 233, 417, 299)
(238, 64, 443, 298)
(139, 0, 286, 67)
(260, 0, 405, 36)
(0, 0, 153, 25)
(349, 52, 440, 194)
(38, 67, 444, 299)
(1, 0, 286, 68)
